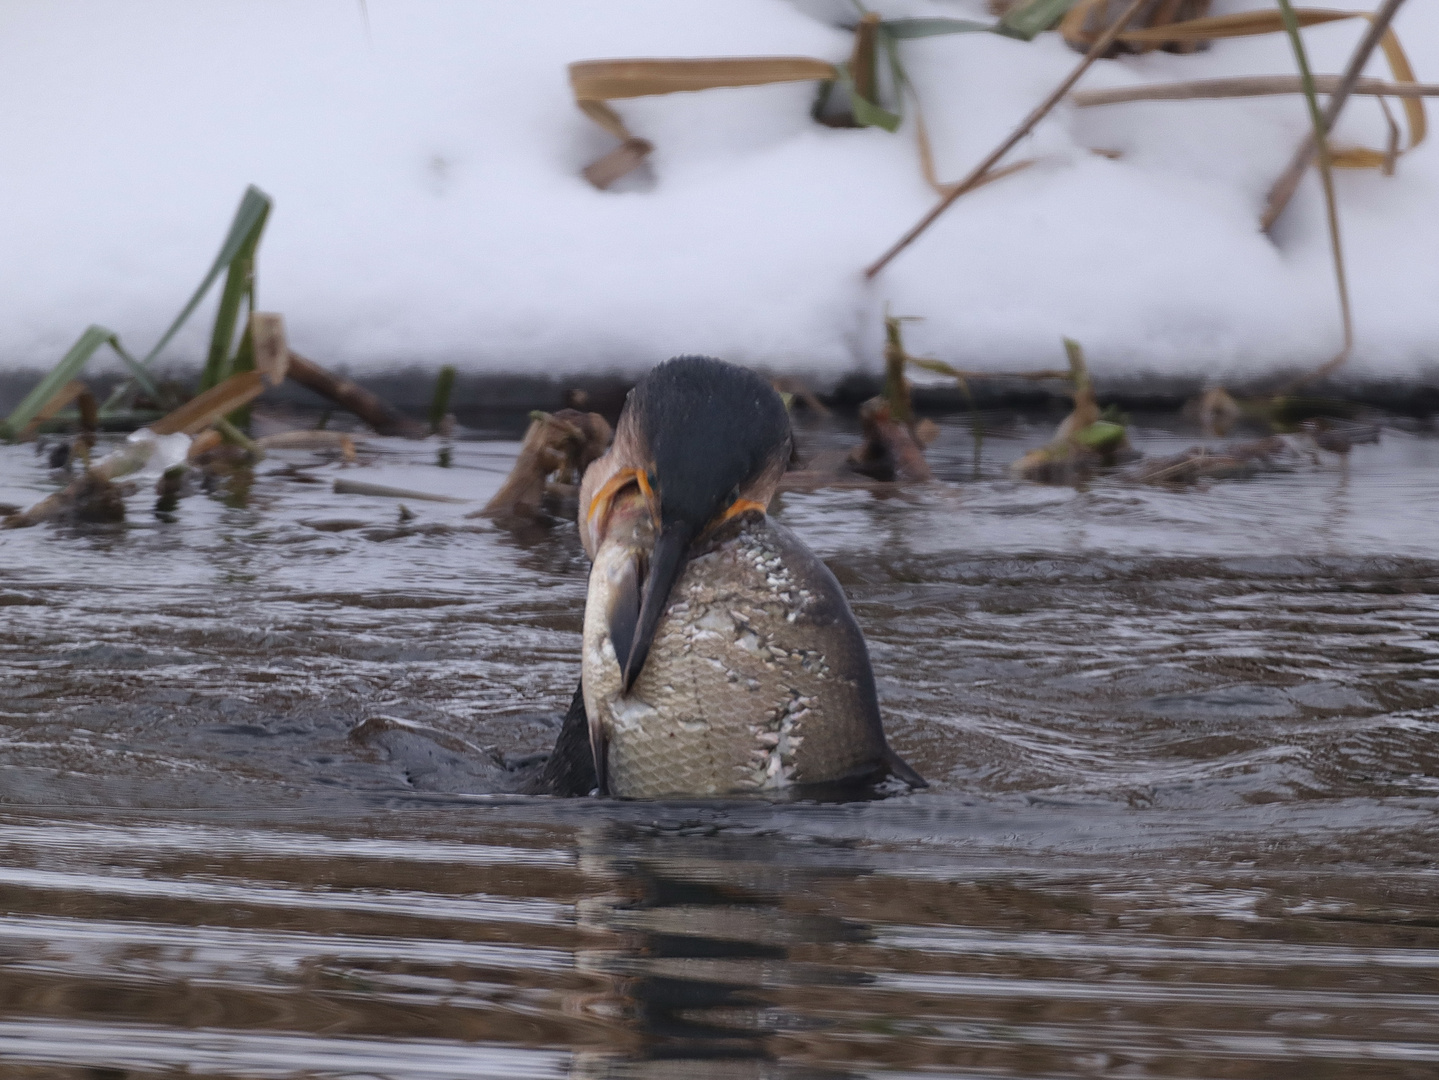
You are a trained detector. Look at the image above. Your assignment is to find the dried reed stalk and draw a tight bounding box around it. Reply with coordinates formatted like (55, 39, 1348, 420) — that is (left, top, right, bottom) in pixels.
(865, 0, 1150, 279)
(1063, 5, 1352, 48)
(1074, 74, 1439, 106)
(909, 360, 1073, 382)
(251, 313, 290, 387)
(150, 371, 266, 437)
(334, 479, 468, 503)
(1260, 0, 1410, 233)
(1275, 0, 1351, 376)
(1059, 0, 1212, 56)
(285, 351, 429, 438)
(255, 430, 359, 461)
(570, 56, 837, 187)
(16, 380, 87, 441)
(851, 13, 882, 110)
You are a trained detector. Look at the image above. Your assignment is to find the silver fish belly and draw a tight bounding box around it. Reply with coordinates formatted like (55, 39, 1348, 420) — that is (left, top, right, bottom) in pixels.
(582, 515, 888, 798)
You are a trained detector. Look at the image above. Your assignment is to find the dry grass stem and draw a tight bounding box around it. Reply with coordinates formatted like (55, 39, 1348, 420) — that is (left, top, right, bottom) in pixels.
(570, 57, 837, 187)
(1074, 75, 1439, 107)
(1009, 338, 1135, 482)
(1059, 0, 1213, 56)
(251, 313, 290, 387)
(1378, 94, 1401, 174)
(1275, 0, 1352, 378)
(770, 377, 831, 416)
(333, 479, 469, 504)
(256, 430, 359, 461)
(150, 371, 266, 437)
(1062, 5, 1350, 50)
(582, 138, 653, 190)
(1195, 387, 1241, 437)
(285, 351, 429, 438)
(865, 0, 1150, 279)
(851, 14, 882, 109)
(1260, 0, 1411, 233)
(17, 380, 88, 442)
(910, 360, 1072, 383)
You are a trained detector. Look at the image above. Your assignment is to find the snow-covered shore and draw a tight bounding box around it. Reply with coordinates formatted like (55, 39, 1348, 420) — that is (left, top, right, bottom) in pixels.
(1, 0, 1435, 386)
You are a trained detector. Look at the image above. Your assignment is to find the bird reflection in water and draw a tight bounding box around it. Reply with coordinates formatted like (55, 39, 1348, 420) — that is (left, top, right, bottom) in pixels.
(570, 821, 868, 1080)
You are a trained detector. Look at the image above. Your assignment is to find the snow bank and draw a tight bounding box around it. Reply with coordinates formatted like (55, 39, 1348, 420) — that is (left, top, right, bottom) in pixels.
(0, 0, 1436, 383)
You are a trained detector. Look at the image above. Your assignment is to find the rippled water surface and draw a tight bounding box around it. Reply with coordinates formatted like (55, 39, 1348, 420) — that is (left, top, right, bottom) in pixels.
(2, 414, 1438, 1078)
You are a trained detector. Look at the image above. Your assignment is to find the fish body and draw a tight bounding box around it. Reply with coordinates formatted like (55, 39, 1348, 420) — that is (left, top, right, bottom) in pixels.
(582, 506, 894, 798)
(551, 354, 923, 799)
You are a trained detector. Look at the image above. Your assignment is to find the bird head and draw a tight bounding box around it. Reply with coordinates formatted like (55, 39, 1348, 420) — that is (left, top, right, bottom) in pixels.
(579, 356, 792, 691)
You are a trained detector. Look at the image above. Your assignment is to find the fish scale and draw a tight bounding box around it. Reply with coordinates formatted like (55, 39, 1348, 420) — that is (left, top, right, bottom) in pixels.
(583, 515, 889, 798)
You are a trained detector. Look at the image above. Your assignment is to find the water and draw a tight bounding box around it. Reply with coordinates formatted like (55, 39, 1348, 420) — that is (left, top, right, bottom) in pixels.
(2, 413, 1438, 1078)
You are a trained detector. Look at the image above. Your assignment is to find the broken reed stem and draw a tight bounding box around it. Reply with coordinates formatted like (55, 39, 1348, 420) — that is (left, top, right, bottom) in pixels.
(882, 317, 915, 424)
(1062, 337, 1091, 393)
(17, 380, 86, 441)
(1260, 0, 1410, 233)
(333, 478, 468, 503)
(285, 351, 429, 438)
(1276, 0, 1353, 371)
(3, 434, 164, 529)
(864, 0, 1150, 279)
(850, 13, 881, 109)
(969, 368, 1073, 381)
(1074, 75, 1439, 107)
(910, 359, 1072, 382)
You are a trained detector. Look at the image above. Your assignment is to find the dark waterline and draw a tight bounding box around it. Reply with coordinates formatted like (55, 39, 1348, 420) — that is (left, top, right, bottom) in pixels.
(1, 414, 1437, 1078)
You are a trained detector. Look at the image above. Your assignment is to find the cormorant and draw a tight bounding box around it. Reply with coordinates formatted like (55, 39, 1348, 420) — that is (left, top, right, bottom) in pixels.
(536, 356, 924, 798)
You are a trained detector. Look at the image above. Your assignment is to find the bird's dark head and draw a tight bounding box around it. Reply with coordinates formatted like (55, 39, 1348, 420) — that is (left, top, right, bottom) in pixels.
(627, 355, 792, 533)
(579, 356, 792, 690)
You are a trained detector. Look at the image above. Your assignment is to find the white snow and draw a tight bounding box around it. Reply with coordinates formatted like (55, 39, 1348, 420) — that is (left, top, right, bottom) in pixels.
(0, 0, 1435, 384)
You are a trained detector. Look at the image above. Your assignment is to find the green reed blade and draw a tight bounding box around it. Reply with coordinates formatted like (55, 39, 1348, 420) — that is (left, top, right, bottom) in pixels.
(106, 337, 166, 405)
(998, 0, 1080, 41)
(430, 365, 457, 433)
(100, 186, 273, 415)
(881, 17, 995, 39)
(1, 325, 115, 440)
(200, 221, 264, 392)
(142, 185, 272, 368)
(220, 316, 258, 428)
(837, 61, 902, 130)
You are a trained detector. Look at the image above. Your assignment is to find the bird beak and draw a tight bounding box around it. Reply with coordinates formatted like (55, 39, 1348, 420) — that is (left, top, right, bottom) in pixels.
(620, 498, 768, 693)
(584, 459, 773, 694)
(621, 518, 691, 692)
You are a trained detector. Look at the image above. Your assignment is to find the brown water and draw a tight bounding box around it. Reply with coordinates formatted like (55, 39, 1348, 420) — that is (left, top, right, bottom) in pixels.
(2, 414, 1438, 1078)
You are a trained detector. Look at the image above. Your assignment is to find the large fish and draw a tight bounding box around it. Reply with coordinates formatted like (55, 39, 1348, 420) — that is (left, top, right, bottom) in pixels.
(539, 356, 923, 798)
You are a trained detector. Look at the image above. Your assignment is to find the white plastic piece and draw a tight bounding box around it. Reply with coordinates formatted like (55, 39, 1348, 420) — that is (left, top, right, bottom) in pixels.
(125, 428, 193, 481)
